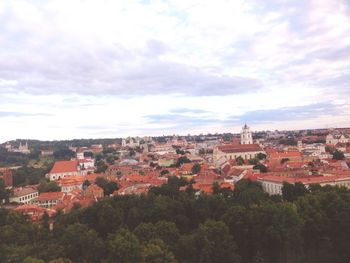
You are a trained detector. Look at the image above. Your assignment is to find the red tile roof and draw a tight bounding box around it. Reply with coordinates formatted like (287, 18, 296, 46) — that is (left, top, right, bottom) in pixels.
(58, 176, 85, 186)
(269, 151, 302, 159)
(50, 160, 78, 174)
(38, 192, 65, 201)
(218, 144, 263, 153)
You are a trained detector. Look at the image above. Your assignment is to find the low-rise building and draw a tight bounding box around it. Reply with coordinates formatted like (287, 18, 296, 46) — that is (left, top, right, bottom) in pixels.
(213, 144, 264, 163)
(58, 176, 85, 194)
(14, 204, 47, 222)
(10, 186, 38, 204)
(84, 184, 104, 199)
(258, 174, 350, 195)
(326, 132, 350, 145)
(37, 192, 65, 208)
(48, 160, 83, 181)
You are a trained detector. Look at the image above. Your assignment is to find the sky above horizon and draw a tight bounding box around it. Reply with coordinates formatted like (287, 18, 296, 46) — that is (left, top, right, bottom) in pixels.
(1, 0, 350, 142)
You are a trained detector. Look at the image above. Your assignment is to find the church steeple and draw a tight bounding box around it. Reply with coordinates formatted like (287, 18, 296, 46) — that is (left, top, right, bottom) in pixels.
(241, 124, 253, 144)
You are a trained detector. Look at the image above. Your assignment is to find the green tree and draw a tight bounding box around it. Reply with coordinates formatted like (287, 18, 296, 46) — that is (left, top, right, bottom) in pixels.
(281, 158, 290, 164)
(23, 257, 45, 263)
(106, 155, 115, 165)
(191, 163, 201, 174)
(253, 164, 268, 173)
(108, 229, 142, 263)
(248, 158, 259, 165)
(0, 179, 10, 203)
(249, 202, 303, 263)
(95, 177, 118, 196)
(96, 160, 108, 173)
(134, 223, 157, 243)
(160, 170, 169, 176)
(53, 149, 75, 160)
(257, 153, 267, 160)
(332, 150, 345, 160)
(194, 220, 240, 263)
(82, 179, 91, 190)
(236, 156, 244, 166)
(282, 182, 309, 202)
(155, 221, 180, 248)
(105, 181, 119, 196)
(38, 180, 61, 193)
(233, 179, 267, 206)
(58, 223, 105, 263)
(48, 259, 73, 263)
(141, 239, 177, 263)
(175, 156, 191, 167)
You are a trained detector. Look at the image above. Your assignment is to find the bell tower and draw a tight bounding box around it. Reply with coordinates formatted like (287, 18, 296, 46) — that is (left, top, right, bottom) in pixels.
(241, 124, 253, 144)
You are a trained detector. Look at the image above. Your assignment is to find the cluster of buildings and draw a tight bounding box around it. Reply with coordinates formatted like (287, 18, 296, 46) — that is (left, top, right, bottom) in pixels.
(5, 141, 30, 154)
(2, 124, 350, 222)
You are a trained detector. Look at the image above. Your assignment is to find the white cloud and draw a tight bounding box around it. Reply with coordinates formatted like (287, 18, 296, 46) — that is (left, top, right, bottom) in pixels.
(0, 0, 349, 141)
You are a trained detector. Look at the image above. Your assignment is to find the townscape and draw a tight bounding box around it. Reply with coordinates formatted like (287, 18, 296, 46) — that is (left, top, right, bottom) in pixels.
(1, 124, 350, 223)
(1, 0, 350, 262)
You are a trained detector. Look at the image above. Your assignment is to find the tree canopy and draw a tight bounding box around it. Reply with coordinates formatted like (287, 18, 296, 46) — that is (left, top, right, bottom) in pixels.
(1, 180, 350, 262)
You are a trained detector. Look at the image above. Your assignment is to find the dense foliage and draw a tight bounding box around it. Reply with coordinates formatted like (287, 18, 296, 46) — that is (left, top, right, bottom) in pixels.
(12, 166, 53, 187)
(1, 179, 350, 263)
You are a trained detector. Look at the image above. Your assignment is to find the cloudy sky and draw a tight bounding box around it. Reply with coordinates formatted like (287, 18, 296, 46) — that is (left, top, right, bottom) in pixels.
(0, 0, 350, 142)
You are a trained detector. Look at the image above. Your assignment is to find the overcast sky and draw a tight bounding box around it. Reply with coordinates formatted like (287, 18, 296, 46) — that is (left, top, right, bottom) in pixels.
(0, 0, 350, 142)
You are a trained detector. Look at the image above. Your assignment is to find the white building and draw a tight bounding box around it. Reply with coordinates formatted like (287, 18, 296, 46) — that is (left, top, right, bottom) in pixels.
(58, 176, 85, 194)
(241, 124, 253, 144)
(258, 175, 350, 195)
(78, 158, 95, 170)
(10, 186, 39, 204)
(326, 132, 350, 145)
(37, 192, 65, 208)
(48, 160, 85, 181)
(213, 124, 264, 166)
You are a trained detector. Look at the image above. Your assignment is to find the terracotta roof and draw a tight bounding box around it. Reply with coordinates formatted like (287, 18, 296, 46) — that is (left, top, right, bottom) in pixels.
(85, 184, 104, 196)
(13, 186, 38, 197)
(38, 192, 65, 201)
(50, 160, 78, 174)
(218, 144, 263, 153)
(219, 182, 234, 190)
(15, 204, 45, 212)
(58, 176, 85, 186)
(192, 183, 214, 194)
(269, 151, 302, 159)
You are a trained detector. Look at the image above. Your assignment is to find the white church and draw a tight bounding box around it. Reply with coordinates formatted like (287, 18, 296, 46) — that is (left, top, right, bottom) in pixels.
(241, 124, 253, 144)
(213, 124, 264, 165)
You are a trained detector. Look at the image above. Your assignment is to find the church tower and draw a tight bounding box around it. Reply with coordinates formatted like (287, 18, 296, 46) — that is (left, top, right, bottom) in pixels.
(241, 124, 253, 144)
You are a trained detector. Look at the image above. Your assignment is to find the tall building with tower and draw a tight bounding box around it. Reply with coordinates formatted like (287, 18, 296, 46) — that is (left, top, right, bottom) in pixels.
(241, 124, 253, 144)
(213, 124, 264, 166)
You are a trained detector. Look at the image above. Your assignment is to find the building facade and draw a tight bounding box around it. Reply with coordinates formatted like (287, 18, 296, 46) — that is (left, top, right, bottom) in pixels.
(10, 187, 39, 204)
(241, 124, 253, 144)
(258, 175, 350, 195)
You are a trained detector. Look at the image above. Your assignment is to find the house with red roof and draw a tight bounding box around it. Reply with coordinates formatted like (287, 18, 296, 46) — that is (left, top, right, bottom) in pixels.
(84, 184, 104, 199)
(15, 204, 47, 222)
(213, 144, 264, 166)
(48, 160, 85, 181)
(268, 150, 302, 162)
(10, 186, 38, 204)
(114, 183, 151, 196)
(37, 192, 65, 208)
(58, 176, 85, 193)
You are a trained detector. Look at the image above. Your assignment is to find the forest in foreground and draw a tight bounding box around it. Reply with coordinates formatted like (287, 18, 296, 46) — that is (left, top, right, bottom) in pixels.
(1, 178, 350, 263)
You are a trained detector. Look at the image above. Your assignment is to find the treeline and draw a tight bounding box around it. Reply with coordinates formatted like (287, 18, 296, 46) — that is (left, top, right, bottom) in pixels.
(2, 138, 121, 150)
(1, 179, 350, 263)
